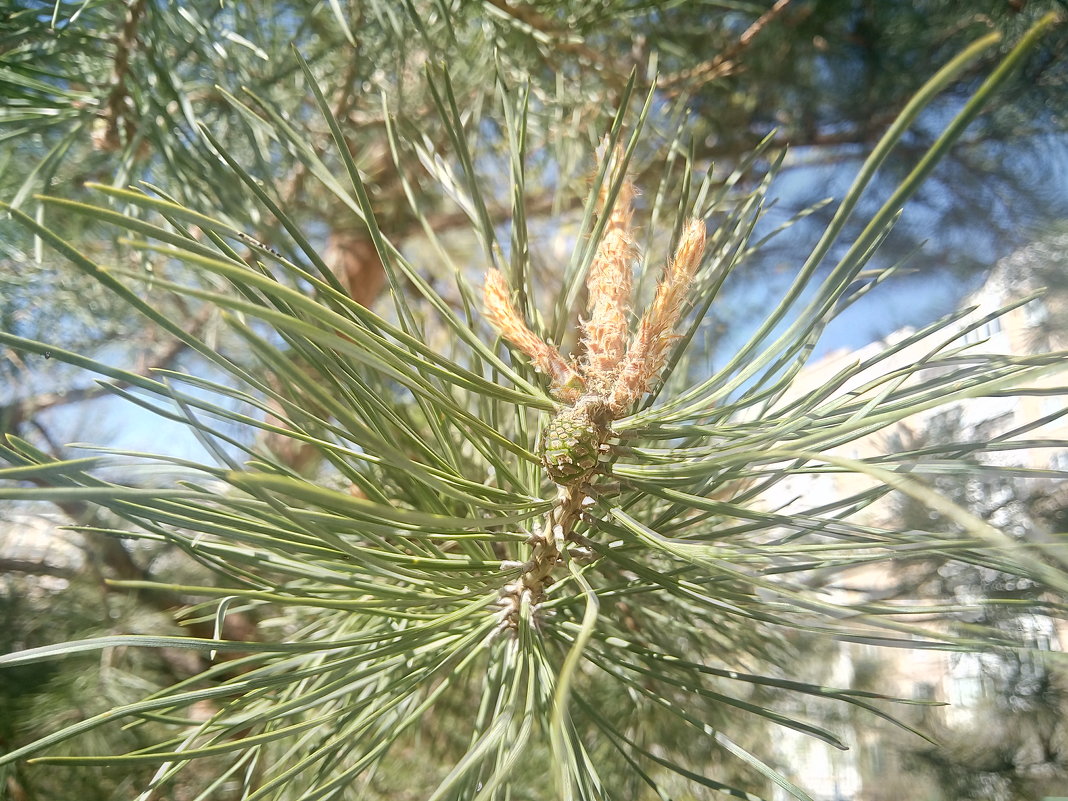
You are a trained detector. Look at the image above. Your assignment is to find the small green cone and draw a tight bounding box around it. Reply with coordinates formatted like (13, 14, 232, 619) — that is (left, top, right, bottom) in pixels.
(539, 400, 610, 485)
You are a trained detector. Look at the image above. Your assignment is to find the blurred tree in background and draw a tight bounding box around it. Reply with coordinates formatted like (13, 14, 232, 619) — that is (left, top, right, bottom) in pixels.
(4, 0, 1066, 354)
(1, 2, 1067, 800)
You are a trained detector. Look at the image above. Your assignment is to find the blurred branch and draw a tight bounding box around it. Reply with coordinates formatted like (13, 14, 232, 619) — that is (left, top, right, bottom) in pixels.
(0, 307, 210, 433)
(0, 304, 257, 661)
(24, 419, 65, 456)
(98, 0, 147, 153)
(658, 0, 793, 94)
(482, 0, 612, 69)
(0, 557, 74, 579)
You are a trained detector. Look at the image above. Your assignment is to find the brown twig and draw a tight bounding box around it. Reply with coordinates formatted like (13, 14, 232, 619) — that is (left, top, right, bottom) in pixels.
(497, 485, 588, 629)
(658, 0, 792, 94)
(96, 0, 147, 152)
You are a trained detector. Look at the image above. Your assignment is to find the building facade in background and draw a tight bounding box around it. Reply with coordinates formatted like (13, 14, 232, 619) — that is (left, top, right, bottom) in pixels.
(773, 235, 1068, 800)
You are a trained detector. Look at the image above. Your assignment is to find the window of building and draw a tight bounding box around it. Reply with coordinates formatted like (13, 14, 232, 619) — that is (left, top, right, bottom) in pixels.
(960, 316, 1004, 346)
(1023, 297, 1050, 327)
